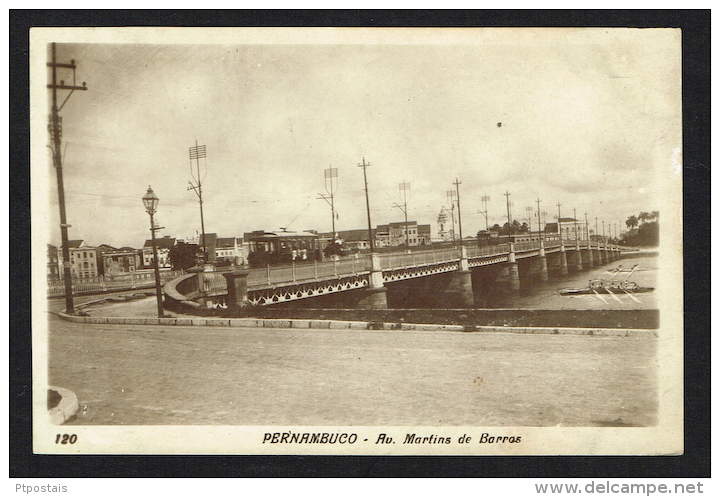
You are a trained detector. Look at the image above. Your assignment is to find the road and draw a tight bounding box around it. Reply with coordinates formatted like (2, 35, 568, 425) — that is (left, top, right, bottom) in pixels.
(45, 311, 658, 427)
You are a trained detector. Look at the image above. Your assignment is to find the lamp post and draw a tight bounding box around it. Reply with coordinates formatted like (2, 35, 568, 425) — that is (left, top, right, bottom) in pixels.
(143, 186, 165, 318)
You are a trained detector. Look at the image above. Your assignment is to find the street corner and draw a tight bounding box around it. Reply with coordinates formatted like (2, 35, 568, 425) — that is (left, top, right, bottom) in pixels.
(48, 386, 79, 425)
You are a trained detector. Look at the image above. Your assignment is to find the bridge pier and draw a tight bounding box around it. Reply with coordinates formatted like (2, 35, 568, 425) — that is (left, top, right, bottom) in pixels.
(550, 242, 569, 276)
(440, 246, 475, 307)
(538, 241, 549, 281)
(583, 244, 595, 267)
(356, 253, 388, 309)
(524, 240, 549, 283)
(572, 242, 584, 272)
(495, 243, 521, 293)
(222, 269, 252, 312)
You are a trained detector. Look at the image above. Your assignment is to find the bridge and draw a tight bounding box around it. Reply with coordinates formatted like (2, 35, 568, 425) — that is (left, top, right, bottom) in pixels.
(165, 238, 634, 310)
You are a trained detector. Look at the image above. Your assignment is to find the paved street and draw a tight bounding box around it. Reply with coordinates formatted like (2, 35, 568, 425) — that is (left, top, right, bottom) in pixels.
(46, 310, 658, 427)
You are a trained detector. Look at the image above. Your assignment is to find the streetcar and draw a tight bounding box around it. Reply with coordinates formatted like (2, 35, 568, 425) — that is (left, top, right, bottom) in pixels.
(246, 230, 323, 267)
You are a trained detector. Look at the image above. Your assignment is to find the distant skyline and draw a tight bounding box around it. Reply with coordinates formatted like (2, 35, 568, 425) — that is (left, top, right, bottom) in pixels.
(33, 28, 680, 249)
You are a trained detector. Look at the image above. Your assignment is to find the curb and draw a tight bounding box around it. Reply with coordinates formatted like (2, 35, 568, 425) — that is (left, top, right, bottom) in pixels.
(48, 386, 79, 425)
(57, 312, 658, 337)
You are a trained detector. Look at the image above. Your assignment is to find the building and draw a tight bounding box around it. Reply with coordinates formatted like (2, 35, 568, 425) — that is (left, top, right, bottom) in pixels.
(374, 224, 391, 248)
(57, 240, 99, 279)
(320, 222, 432, 250)
(47, 244, 60, 279)
(436, 209, 455, 242)
(94, 243, 117, 275)
(215, 237, 245, 265)
(545, 217, 589, 241)
(102, 247, 141, 275)
(198, 233, 218, 263)
(142, 236, 176, 268)
(387, 221, 431, 247)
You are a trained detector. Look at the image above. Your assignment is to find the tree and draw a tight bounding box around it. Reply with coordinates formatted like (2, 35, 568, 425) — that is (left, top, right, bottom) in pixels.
(625, 215, 639, 230)
(168, 242, 200, 270)
(638, 212, 651, 224)
(622, 221, 658, 247)
(498, 220, 524, 236)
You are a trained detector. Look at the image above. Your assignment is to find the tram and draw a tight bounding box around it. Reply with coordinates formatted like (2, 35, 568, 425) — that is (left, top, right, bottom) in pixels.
(246, 230, 322, 267)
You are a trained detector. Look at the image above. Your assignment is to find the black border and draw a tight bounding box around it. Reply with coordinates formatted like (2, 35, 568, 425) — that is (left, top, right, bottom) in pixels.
(10, 9, 710, 478)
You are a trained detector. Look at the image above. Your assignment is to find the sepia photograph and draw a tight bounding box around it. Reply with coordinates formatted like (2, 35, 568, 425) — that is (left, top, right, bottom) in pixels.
(31, 26, 683, 456)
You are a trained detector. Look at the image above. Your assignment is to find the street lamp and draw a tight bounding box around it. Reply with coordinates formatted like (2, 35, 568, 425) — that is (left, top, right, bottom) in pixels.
(143, 186, 165, 318)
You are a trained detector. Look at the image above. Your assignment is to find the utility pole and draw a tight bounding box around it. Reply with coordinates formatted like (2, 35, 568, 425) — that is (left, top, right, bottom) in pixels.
(572, 208, 579, 241)
(188, 141, 208, 264)
(536, 198, 542, 240)
(446, 190, 457, 244)
(358, 158, 374, 252)
(504, 190, 512, 227)
(584, 212, 590, 241)
(595, 217, 599, 242)
(317, 166, 339, 241)
(47, 42, 87, 314)
(557, 202, 562, 237)
(454, 178, 463, 244)
(393, 181, 411, 249)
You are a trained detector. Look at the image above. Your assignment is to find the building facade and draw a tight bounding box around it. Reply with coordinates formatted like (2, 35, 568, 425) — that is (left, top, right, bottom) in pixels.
(546, 218, 589, 241)
(57, 240, 99, 279)
(215, 237, 245, 265)
(47, 244, 60, 279)
(102, 247, 141, 275)
(387, 221, 431, 247)
(436, 209, 455, 242)
(142, 236, 176, 268)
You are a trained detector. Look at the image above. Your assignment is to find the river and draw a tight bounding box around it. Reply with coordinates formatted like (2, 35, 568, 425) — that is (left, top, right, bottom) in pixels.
(481, 253, 658, 310)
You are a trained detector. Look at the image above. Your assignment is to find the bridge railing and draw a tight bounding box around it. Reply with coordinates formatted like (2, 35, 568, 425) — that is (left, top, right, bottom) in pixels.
(465, 243, 511, 258)
(376, 246, 461, 269)
(245, 257, 372, 288)
(512, 241, 539, 252)
(47, 270, 185, 297)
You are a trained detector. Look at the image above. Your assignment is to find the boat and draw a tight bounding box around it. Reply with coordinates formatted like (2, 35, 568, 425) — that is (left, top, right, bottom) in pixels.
(558, 278, 654, 296)
(605, 264, 647, 274)
(558, 264, 652, 299)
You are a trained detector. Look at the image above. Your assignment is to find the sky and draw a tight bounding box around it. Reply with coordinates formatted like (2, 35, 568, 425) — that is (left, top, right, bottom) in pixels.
(33, 28, 681, 249)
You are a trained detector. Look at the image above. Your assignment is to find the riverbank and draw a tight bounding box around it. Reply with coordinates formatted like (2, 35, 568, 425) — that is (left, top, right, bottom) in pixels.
(68, 293, 658, 333)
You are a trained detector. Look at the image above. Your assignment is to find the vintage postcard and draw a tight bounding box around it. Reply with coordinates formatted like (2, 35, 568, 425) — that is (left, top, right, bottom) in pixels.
(32, 27, 683, 455)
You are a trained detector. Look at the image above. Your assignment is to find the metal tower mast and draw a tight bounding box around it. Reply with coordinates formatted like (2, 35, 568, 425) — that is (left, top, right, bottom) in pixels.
(317, 166, 339, 241)
(393, 181, 411, 248)
(480, 195, 490, 230)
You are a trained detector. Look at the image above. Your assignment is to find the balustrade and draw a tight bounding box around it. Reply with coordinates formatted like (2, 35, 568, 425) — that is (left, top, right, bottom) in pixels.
(46, 270, 185, 296)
